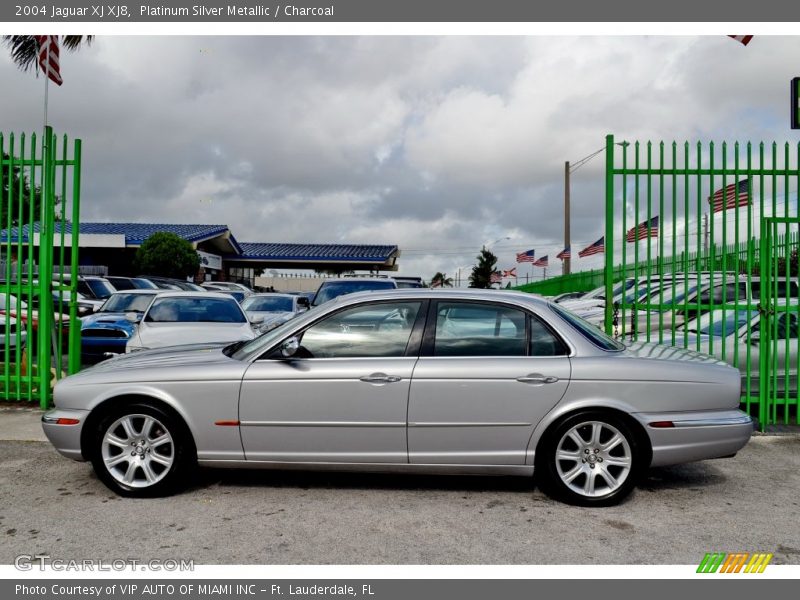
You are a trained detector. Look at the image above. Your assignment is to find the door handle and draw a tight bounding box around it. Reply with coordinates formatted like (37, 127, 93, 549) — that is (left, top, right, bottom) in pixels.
(516, 374, 559, 384)
(359, 373, 402, 384)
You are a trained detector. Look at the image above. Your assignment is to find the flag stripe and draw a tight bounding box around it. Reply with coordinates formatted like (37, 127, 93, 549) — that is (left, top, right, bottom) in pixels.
(35, 35, 63, 86)
(578, 237, 604, 258)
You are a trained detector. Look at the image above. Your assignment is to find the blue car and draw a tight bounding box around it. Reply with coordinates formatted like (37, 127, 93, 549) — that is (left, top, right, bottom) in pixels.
(80, 290, 160, 364)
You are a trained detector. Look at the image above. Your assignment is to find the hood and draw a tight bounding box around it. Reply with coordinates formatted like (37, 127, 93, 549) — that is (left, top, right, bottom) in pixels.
(62, 343, 248, 384)
(81, 312, 138, 332)
(137, 322, 256, 349)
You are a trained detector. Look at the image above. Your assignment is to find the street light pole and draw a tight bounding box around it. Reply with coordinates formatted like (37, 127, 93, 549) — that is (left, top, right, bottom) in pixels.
(564, 161, 571, 276)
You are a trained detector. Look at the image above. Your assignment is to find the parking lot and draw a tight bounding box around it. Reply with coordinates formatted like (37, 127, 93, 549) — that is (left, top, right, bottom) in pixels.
(0, 409, 798, 565)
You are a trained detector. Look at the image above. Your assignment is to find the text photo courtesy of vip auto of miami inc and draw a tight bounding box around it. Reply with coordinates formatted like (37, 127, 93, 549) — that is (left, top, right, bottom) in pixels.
(0, 30, 799, 582)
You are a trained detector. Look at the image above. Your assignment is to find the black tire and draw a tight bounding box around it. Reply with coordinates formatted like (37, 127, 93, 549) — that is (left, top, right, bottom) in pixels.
(89, 402, 195, 497)
(536, 410, 645, 507)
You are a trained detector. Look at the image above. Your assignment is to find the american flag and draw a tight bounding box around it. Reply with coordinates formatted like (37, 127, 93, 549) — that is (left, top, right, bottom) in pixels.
(502, 267, 517, 278)
(490, 271, 502, 284)
(709, 179, 750, 213)
(35, 36, 63, 86)
(578, 237, 604, 258)
(728, 35, 753, 46)
(533, 255, 548, 267)
(556, 245, 571, 260)
(515, 249, 535, 263)
(626, 216, 659, 243)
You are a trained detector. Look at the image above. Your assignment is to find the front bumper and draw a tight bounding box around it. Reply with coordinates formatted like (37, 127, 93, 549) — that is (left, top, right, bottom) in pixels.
(633, 409, 754, 467)
(42, 408, 89, 461)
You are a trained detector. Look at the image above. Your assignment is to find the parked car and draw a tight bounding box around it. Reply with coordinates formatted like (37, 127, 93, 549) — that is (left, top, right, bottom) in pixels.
(678, 299, 799, 394)
(0, 293, 70, 350)
(54, 275, 117, 301)
(80, 290, 161, 364)
(551, 291, 587, 304)
(0, 315, 26, 360)
(42, 289, 752, 505)
(241, 293, 309, 333)
(392, 276, 424, 289)
(104, 276, 160, 291)
(200, 284, 247, 303)
(125, 291, 257, 353)
(311, 277, 398, 306)
(138, 276, 206, 292)
(52, 290, 103, 316)
(201, 281, 253, 297)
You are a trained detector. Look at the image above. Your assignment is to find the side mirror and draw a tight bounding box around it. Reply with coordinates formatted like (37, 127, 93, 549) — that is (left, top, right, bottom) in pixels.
(297, 297, 310, 309)
(249, 314, 265, 325)
(125, 312, 139, 323)
(280, 336, 300, 358)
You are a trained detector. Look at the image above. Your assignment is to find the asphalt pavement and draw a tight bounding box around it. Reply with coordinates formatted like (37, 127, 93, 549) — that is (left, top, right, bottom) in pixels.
(1, 407, 799, 565)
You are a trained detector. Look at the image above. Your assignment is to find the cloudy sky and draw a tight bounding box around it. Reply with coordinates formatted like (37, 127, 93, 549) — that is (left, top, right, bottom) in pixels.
(1, 36, 798, 281)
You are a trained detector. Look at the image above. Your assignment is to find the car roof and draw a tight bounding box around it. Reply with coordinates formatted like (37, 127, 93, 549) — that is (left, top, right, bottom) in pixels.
(108, 289, 161, 295)
(246, 293, 296, 299)
(326, 288, 546, 308)
(321, 277, 397, 283)
(148, 291, 237, 300)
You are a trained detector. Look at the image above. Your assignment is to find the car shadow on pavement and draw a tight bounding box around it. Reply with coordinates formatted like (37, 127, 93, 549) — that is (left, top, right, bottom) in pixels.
(195, 467, 537, 494)
(638, 462, 726, 492)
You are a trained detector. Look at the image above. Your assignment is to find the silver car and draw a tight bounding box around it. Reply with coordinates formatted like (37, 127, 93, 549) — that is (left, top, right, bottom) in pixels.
(41, 289, 752, 506)
(680, 300, 799, 394)
(241, 293, 309, 333)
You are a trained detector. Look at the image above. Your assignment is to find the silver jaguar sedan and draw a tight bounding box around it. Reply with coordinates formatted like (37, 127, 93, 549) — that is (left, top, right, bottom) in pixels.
(41, 289, 753, 506)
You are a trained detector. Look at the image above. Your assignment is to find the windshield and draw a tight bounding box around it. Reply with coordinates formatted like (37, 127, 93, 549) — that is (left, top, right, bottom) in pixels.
(145, 297, 246, 323)
(86, 279, 116, 299)
(685, 309, 752, 337)
(550, 303, 624, 351)
(100, 293, 157, 313)
(242, 296, 295, 312)
(312, 280, 396, 306)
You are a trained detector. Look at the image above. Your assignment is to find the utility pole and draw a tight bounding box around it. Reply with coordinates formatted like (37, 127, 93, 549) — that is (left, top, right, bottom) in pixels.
(564, 161, 571, 275)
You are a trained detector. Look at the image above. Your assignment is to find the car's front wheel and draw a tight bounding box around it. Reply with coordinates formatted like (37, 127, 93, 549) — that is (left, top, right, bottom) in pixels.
(537, 411, 644, 506)
(90, 403, 194, 497)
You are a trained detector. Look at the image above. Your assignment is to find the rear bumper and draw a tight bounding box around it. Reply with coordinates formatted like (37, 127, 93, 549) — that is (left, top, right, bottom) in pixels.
(633, 409, 754, 467)
(41, 408, 89, 461)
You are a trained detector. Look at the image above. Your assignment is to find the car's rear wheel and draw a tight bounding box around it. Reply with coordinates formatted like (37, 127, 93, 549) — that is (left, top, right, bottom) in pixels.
(537, 411, 643, 506)
(90, 403, 194, 497)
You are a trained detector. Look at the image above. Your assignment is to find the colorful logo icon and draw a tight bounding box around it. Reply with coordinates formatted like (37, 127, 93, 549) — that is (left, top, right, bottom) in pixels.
(697, 552, 773, 573)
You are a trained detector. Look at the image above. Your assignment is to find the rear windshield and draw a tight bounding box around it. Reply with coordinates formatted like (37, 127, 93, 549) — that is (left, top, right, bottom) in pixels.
(312, 280, 396, 306)
(243, 296, 295, 312)
(84, 279, 116, 299)
(550, 303, 624, 351)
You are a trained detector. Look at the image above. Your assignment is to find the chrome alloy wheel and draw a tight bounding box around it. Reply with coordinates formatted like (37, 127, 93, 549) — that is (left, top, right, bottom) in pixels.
(101, 414, 174, 488)
(554, 420, 632, 498)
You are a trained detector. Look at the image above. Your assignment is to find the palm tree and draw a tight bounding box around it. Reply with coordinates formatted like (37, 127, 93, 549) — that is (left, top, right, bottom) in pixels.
(430, 272, 454, 288)
(3, 36, 93, 72)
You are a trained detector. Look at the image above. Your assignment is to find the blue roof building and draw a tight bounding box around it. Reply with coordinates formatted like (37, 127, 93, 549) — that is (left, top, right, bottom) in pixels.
(1, 222, 400, 279)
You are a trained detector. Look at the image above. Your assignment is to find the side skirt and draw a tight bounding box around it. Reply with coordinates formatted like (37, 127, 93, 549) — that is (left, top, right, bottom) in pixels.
(198, 459, 534, 477)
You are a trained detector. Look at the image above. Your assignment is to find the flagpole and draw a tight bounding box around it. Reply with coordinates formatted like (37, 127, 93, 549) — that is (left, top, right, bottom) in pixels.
(42, 36, 52, 132)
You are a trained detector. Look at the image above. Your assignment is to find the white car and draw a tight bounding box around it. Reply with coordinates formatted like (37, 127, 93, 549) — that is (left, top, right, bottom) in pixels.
(126, 292, 257, 353)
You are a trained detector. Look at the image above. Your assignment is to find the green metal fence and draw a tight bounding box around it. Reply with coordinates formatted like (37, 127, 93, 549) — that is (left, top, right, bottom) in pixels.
(1, 127, 82, 408)
(604, 134, 799, 427)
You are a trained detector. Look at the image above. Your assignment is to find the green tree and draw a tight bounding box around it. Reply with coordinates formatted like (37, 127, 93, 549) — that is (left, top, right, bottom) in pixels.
(430, 272, 453, 288)
(3, 36, 93, 72)
(1, 153, 50, 227)
(468, 247, 498, 289)
(133, 232, 200, 279)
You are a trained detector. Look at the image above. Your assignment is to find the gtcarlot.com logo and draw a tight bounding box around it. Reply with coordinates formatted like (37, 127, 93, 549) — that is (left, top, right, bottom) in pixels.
(697, 552, 773, 573)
